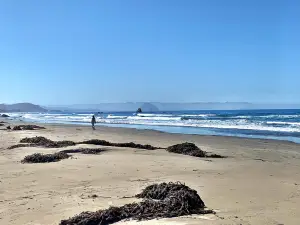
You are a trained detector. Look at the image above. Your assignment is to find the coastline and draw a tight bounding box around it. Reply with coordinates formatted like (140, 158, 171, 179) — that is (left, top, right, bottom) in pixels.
(1, 121, 300, 224)
(5, 108, 300, 144)
(3, 117, 300, 145)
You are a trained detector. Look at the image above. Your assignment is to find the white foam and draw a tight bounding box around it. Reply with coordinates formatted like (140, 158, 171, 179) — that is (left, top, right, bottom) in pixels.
(191, 123, 299, 133)
(96, 118, 300, 133)
(234, 115, 252, 118)
(260, 114, 300, 119)
(23, 113, 39, 120)
(266, 121, 300, 127)
(8, 112, 300, 134)
(77, 113, 94, 116)
(137, 113, 173, 117)
(20, 113, 94, 123)
(127, 116, 181, 121)
(181, 114, 216, 117)
(107, 115, 128, 119)
(6, 113, 26, 118)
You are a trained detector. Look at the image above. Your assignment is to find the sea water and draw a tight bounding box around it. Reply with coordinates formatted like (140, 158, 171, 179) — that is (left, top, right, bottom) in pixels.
(7, 109, 300, 143)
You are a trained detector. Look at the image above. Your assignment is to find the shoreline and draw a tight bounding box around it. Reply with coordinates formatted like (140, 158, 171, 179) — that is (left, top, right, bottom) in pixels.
(4, 109, 300, 144)
(3, 118, 300, 146)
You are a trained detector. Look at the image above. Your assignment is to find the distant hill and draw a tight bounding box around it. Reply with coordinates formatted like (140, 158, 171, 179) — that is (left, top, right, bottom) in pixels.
(46, 102, 300, 112)
(2, 102, 298, 113)
(46, 102, 160, 112)
(0, 103, 47, 112)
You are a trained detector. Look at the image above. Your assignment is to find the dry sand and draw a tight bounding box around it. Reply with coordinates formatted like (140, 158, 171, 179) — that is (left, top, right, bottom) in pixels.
(1, 122, 300, 225)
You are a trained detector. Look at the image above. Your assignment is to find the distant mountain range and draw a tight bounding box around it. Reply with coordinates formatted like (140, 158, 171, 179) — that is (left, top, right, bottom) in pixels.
(1, 102, 299, 113)
(46, 102, 300, 112)
(0, 103, 47, 112)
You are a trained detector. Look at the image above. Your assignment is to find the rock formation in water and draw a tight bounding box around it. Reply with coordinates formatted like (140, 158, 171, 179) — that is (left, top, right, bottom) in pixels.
(138, 103, 159, 112)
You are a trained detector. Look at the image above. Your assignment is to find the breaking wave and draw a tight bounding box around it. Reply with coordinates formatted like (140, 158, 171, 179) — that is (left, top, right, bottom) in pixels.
(6, 109, 300, 142)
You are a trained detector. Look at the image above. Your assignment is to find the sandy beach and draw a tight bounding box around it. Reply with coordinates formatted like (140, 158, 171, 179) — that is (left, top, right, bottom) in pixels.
(1, 122, 300, 225)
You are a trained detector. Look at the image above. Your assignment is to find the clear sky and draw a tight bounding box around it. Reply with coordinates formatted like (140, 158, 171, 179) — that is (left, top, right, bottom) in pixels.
(0, 0, 299, 105)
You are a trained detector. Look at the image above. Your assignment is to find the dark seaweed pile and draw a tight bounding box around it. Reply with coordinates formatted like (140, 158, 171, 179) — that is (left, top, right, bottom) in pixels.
(59, 148, 105, 154)
(59, 182, 213, 225)
(10, 136, 159, 150)
(78, 139, 158, 150)
(12, 125, 45, 130)
(21, 152, 70, 163)
(8, 143, 38, 150)
(167, 142, 225, 158)
(20, 136, 76, 148)
(12, 138, 224, 159)
(20, 148, 105, 163)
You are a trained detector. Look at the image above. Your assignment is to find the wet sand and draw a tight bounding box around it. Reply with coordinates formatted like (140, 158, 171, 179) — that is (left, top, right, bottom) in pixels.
(1, 122, 300, 225)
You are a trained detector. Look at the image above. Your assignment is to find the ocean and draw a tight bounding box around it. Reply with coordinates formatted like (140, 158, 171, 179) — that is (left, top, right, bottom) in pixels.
(6, 109, 300, 143)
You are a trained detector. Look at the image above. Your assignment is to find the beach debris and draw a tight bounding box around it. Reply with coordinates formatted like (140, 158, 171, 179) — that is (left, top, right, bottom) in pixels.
(10, 136, 161, 150)
(8, 143, 38, 149)
(254, 158, 266, 162)
(78, 139, 159, 150)
(115, 142, 157, 149)
(20, 136, 50, 144)
(208, 153, 226, 158)
(1, 114, 9, 117)
(56, 140, 77, 147)
(59, 148, 105, 154)
(79, 139, 111, 146)
(167, 142, 206, 157)
(21, 152, 70, 163)
(59, 182, 213, 225)
(6, 126, 11, 130)
(166, 142, 225, 158)
(12, 126, 22, 130)
(12, 125, 46, 131)
(85, 194, 107, 199)
(20, 136, 76, 148)
(11, 137, 225, 160)
(135, 182, 205, 204)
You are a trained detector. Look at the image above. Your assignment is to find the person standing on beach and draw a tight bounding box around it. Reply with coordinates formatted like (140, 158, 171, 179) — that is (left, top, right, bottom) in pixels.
(91, 115, 96, 130)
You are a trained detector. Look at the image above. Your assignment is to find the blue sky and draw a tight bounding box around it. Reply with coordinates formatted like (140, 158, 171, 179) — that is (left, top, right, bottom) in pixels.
(0, 0, 299, 105)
